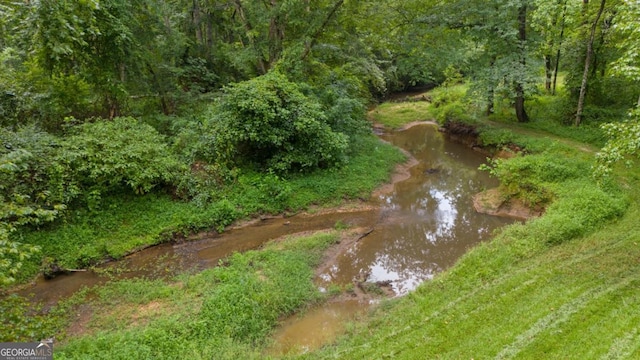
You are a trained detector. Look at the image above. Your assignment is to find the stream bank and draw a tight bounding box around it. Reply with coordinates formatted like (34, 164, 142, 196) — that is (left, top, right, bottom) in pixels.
(7, 121, 517, 357)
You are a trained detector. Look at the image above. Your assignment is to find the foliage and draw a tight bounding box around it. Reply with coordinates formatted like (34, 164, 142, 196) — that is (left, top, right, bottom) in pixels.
(9, 136, 402, 284)
(610, 0, 640, 87)
(477, 128, 516, 148)
(59, 117, 185, 199)
(0, 294, 63, 342)
(307, 72, 371, 142)
(595, 110, 640, 179)
(481, 150, 589, 206)
(429, 84, 479, 126)
(208, 72, 348, 173)
(0, 126, 65, 284)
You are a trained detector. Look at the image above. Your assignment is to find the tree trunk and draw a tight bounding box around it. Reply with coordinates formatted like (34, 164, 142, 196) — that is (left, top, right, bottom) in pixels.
(233, 0, 268, 74)
(267, 0, 285, 67)
(515, 84, 528, 123)
(487, 56, 496, 116)
(515, 2, 529, 123)
(544, 55, 552, 92)
(487, 89, 495, 116)
(193, 0, 202, 44)
(576, 0, 606, 127)
(552, 9, 566, 94)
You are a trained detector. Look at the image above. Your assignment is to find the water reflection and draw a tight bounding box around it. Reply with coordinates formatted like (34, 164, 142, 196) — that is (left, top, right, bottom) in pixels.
(318, 124, 511, 295)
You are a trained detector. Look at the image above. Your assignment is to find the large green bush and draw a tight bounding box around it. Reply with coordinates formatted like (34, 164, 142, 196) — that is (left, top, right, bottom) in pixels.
(59, 117, 185, 198)
(208, 72, 348, 173)
(1, 126, 64, 283)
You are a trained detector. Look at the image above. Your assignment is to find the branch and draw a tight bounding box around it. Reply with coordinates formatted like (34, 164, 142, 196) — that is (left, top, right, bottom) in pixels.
(301, 0, 344, 61)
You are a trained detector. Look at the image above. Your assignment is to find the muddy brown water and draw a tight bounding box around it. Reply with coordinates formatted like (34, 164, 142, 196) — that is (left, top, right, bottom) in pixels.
(316, 125, 512, 295)
(15, 123, 513, 354)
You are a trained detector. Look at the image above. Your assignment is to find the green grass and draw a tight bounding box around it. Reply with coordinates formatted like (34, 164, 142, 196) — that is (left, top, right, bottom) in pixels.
(369, 101, 433, 128)
(3, 231, 339, 358)
(8, 134, 403, 285)
(303, 199, 640, 359)
(295, 93, 640, 360)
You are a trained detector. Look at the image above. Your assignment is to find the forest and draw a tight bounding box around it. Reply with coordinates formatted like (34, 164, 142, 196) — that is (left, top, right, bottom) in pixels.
(1, 0, 640, 358)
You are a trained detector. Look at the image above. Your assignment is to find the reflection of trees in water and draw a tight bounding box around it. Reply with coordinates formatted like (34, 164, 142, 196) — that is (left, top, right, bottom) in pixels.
(331, 124, 509, 295)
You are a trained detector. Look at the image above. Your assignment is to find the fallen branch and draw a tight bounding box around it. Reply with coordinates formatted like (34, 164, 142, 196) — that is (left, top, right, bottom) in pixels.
(356, 228, 375, 242)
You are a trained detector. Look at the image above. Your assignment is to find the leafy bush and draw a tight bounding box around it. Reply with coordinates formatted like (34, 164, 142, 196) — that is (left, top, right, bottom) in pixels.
(428, 84, 478, 126)
(0, 125, 70, 204)
(478, 128, 517, 147)
(1, 126, 65, 283)
(498, 181, 628, 247)
(594, 111, 640, 179)
(432, 102, 477, 125)
(59, 117, 186, 198)
(208, 71, 348, 173)
(312, 77, 371, 143)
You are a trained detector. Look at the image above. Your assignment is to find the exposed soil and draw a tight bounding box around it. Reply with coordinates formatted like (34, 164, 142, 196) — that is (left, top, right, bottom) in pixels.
(440, 120, 545, 220)
(472, 188, 543, 220)
(65, 304, 93, 341)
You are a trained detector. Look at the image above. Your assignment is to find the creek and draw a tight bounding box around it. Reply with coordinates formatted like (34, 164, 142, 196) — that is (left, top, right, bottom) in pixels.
(16, 123, 513, 354)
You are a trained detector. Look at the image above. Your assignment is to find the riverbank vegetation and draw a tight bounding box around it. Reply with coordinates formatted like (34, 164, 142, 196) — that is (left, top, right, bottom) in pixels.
(5, 231, 341, 358)
(2, 0, 640, 358)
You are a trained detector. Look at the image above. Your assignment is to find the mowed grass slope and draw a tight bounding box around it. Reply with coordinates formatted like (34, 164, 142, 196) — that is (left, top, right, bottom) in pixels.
(302, 99, 640, 359)
(306, 205, 640, 359)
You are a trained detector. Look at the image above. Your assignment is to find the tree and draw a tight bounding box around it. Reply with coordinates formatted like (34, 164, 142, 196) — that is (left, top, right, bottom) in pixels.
(437, 0, 540, 122)
(576, 0, 607, 126)
(610, 0, 640, 107)
(531, 0, 572, 94)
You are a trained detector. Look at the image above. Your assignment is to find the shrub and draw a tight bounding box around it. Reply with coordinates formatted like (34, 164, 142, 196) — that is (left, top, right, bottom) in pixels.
(208, 71, 348, 173)
(0, 126, 67, 284)
(501, 182, 628, 246)
(58, 117, 186, 199)
(478, 128, 517, 147)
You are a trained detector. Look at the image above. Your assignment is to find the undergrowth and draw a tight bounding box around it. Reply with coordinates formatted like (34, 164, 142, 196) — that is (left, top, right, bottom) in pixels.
(8, 135, 403, 285)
